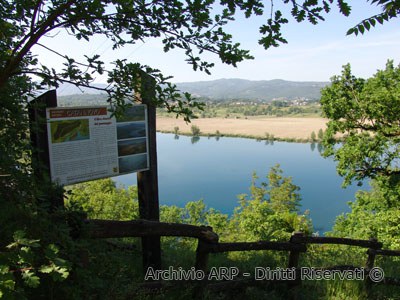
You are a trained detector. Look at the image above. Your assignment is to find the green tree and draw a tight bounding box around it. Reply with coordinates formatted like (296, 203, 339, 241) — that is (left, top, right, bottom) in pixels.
(321, 60, 400, 186)
(322, 61, 400, 252)
(317, 128, 324, 140)
(190, 124, 201, 136)
(310, 131, 317, 142)
(231, 165, 311, 241)
(160, 205, 185, 224)
(331, 175, 400, 249)
(66, 179, 139, 220)
(267, 164, 302, 212)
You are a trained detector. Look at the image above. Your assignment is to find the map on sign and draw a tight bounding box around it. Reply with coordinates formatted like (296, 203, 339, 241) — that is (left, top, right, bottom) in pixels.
(46, 105, 149, 185)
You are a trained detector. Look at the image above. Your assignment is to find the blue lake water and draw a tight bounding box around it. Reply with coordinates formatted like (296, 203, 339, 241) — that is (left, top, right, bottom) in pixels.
(115, 133, 368, 233)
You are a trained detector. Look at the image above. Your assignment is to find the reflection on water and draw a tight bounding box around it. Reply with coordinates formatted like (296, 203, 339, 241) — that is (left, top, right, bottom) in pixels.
(191, 136, 200, 144)
(115, 133, 368, 233)
(265, 140, 274, 146)
(310, 142, 324, 154)
(317, 143, 324, 154)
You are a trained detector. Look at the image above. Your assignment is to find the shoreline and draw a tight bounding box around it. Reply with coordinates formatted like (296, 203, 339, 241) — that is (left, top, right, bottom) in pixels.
(156, 116, 328, 143)
(157, 129, 315, 143)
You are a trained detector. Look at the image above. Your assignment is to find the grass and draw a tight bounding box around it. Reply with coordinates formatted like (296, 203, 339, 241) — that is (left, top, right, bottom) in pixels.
(73, 236, 400, 300)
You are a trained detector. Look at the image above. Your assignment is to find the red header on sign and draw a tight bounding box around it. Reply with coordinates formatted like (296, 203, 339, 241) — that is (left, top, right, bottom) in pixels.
(49, 107, 108, 118)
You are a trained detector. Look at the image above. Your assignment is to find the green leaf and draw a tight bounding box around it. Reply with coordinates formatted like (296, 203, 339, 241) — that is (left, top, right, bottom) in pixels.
(358, 24, 365, 34)
(22, 270, 40, 288)
(369, 18, 376, 26)
(338, 0, 351, 16)
(7, 231, 40, 249)
(0, 265, 9, 274)
(1, 279, 15, 290)
(39, 265, 54, 274)
(346, 27, 355, 35)
(363, 20, 371, 30)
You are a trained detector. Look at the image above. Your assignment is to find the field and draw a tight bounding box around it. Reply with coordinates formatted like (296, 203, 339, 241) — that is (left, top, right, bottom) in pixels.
(157, 116, 328, 140)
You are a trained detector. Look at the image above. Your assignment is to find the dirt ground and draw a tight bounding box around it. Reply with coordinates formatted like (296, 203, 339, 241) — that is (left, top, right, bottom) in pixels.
(156, 117, 328, 140)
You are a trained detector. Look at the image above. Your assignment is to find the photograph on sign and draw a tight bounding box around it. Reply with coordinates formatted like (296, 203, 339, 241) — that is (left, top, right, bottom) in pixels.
(50, 119, 90, 143)
(118, 138, 147, 156)
(118, 153, 148, 174)
(115, 105, 150, 175)
(46, 104, 149, 186)
(117, 122, 146, 139)
(116, 105, 146, 122)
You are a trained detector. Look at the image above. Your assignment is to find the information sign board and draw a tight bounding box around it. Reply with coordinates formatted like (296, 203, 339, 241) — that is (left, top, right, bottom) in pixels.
(46, 105, 149, 185)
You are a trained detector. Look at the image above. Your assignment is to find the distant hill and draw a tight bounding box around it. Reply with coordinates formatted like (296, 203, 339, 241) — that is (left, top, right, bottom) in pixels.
(175, 78, 329, 101)
(56, 78, 329, 103)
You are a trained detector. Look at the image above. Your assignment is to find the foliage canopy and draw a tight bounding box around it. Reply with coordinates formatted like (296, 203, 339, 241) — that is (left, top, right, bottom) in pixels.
(321, 60, 400, 186)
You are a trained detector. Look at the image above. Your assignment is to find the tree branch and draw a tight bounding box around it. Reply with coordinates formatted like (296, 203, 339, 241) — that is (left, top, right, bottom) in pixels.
(19, 70, 112, 94)
(353, 123, 400, 137)
(30, 0, 44, 35)
(46, 12, 221, 56)
(36, 42, 97, 74)
(1, 0, 76, 89)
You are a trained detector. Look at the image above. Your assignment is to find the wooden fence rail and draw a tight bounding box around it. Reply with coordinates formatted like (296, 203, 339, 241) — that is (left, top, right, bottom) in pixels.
(291, 235, 383, 249)
(83, 219, 400, 297)
(86, 219, 218, 242)
(207, 241, 307, 253)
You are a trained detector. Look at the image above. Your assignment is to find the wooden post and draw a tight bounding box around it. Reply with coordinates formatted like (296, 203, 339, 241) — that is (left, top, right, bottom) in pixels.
(366, 250, 376, 272)
(193, 240, 209, 300)
(194, 226, 214, 300)
(28, 90, 64, 210)
(136, 71, 162, 273)
(288, 232, 305, 300)
(288, 232, 304, 269)
(365, 238, 378, 294)
(195, 239, 211, 272)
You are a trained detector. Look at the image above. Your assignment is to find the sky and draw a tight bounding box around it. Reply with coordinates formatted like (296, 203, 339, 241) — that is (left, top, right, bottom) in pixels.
(31, 1, 400, 84)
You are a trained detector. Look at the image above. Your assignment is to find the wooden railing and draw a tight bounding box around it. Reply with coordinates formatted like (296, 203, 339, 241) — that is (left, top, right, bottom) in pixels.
(86, 219, 218, 242)
(84, 219, 400, 297)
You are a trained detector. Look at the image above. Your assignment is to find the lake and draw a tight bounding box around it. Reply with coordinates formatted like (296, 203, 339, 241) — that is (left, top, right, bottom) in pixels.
(115, 133, 368, 233)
